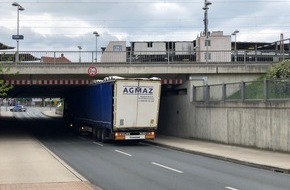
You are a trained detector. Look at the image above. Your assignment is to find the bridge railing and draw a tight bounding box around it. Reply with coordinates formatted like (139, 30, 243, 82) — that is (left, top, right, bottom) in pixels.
(0, 50, 289, 64)
(193, 79, 290, 102)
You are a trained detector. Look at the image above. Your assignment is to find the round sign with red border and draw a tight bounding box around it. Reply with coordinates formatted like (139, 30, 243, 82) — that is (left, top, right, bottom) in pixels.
(88, 66, 97, 76)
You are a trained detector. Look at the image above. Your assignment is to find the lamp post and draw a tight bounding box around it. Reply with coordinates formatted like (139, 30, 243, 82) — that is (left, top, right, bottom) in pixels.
(93, 31, 100, 62)
(232, 30, 239, 62)
(77, 45, 82, 63)
(203, 0, 212, 64)
(12, 2, 24, 63)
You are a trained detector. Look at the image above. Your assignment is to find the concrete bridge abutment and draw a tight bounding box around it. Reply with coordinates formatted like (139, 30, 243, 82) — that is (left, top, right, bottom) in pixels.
(159, 80, 290, 153)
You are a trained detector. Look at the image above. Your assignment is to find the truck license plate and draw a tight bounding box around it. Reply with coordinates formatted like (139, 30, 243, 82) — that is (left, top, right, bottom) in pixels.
(125, 135, 145, 140)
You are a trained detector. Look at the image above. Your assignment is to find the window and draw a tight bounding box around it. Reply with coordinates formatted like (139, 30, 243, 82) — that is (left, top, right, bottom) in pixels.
(205, 40, 211, 46)
(166, 42, 175, 50)
(113, 45, 122, 51)
(147, 42, 153, 48)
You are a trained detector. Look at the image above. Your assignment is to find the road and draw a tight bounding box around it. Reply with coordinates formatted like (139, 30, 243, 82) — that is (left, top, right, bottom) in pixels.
(1, 107, 290, 190)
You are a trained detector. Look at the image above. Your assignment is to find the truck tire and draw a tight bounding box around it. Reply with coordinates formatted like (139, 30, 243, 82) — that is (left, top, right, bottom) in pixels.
(96, 128, 102, 142)
(72, 124, 78, 134)
(93, 127, 97, 139)
(101, 128, 108, 143)
(78, 126, 83, 135)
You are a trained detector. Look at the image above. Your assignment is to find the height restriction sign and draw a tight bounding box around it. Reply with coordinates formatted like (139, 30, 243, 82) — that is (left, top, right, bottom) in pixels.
(88, 66, 97, 76)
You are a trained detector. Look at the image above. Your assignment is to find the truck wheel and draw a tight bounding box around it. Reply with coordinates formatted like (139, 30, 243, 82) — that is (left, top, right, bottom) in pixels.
(78, 126, 83, 135)
(101, 128, 108, 143)
(93, 127, 97, 139)
(72, 124, 78, 134)
(96, 128, 102, 142)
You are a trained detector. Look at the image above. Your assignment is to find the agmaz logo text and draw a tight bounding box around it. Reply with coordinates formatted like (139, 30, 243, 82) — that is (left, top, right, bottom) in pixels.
(123, 86, 153, 94)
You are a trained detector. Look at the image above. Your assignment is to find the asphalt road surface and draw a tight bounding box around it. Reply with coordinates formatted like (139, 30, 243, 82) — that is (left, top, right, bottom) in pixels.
(1, 107, 290, 190)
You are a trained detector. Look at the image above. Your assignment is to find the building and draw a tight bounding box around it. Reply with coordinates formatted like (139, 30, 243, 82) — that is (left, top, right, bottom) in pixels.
(196, 31, 231, 62)
(100, 31, 231, 63)
(41, 53, 71, 63)
(100, 31, 289, 63)
(101, 41, 127, 63)
(0, 42, 14, 50)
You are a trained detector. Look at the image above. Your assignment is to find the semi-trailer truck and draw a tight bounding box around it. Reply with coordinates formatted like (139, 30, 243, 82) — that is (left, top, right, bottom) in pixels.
(63, 76, 161, 142)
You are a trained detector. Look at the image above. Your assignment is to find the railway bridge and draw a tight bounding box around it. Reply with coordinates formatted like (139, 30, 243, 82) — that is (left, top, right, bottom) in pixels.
(2, 61, 272, 97)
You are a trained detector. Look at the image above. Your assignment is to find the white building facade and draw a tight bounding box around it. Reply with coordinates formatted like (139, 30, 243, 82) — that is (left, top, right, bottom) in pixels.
(196, 31, 231, 62)
(100, 31, 231, 63)
(101, 41, 127, 63)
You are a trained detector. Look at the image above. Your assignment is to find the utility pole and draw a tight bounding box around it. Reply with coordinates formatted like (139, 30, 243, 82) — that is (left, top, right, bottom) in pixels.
(203, 0, 212, 64)
(232, 30, 239, 62)
(93, 31, 100, 62)
(12, 2, 24, 63)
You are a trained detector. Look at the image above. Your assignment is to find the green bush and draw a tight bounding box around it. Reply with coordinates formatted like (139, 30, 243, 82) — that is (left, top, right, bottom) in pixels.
(266, 59, 290, 80)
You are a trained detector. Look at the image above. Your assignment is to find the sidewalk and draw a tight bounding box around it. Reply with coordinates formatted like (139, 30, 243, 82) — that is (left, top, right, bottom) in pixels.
(150, 135, 290, 174)
(0, 111, 99, 190)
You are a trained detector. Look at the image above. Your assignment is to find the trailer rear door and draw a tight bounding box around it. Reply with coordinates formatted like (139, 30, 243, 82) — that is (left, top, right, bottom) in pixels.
(114, 79, 161, 130)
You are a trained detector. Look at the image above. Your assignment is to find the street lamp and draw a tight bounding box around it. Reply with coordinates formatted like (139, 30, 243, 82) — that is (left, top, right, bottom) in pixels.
(93, 31, 100, 62)
(203, 0, 212, 64)
(12, 2, 24, 63)
(77, 46, 82, 63)
(232, 30, 239, 62)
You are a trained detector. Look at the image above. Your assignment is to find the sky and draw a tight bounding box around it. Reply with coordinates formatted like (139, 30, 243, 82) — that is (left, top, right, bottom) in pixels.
(1, 0, 290, 51)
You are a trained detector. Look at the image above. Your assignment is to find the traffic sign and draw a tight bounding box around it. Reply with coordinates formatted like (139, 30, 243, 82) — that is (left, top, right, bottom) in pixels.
(12, 35, 24, 40)
(88, 66, 97, 76)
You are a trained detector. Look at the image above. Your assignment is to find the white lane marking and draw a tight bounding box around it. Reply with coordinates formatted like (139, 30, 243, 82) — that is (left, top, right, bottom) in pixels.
(115, 150, 132, 157)
(225, 187, 239, 190)
(151, 162, 183, 174)
(93, 142, 104, 146)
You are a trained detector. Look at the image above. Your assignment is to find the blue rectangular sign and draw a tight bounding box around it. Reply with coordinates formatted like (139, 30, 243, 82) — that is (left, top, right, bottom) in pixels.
(12, 35, 24, 40)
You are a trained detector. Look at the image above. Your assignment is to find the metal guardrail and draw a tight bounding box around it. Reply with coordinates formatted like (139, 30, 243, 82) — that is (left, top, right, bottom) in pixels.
(193, 79, 290, 102)
(0, 50, 289, 64)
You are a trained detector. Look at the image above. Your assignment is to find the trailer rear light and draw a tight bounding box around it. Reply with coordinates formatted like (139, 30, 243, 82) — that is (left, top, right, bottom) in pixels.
(115, 132, 125, 140)
(147, 131, 155, 135)
(145, 131, 155, 140)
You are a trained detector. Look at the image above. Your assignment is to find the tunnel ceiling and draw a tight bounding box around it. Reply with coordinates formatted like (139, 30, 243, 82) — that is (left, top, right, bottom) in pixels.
(6, 85, 80, 98)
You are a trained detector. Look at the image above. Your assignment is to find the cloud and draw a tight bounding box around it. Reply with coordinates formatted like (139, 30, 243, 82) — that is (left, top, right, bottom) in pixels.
(0, 0, 289, 51)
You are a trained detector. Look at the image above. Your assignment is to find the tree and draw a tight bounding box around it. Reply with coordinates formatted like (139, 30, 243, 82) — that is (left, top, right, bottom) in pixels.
(0, 59, 13, 97)
(266, 59, 290, 80)
(265, 59, 290, 98)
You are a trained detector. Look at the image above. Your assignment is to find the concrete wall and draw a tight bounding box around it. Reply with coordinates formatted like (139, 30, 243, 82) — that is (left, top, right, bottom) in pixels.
(7, 64, 270, 77)
(159, 82, 290, 152)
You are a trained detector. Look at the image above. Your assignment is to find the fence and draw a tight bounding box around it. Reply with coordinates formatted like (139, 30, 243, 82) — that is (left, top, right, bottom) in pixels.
(193, 79, 290, 102)
(0, 50, 289, 64)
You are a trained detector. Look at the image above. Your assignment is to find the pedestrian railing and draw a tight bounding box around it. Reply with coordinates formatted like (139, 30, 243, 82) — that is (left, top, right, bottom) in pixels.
(193, 79, 290, 102)
(0, 50, 289, 64)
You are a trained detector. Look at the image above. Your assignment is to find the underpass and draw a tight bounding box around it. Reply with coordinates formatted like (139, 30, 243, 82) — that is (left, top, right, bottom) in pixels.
(1, 108, 290, 190)
(1, 59, 290, 189)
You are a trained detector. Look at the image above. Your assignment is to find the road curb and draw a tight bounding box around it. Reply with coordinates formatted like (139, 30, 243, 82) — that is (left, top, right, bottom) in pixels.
(37, 137, 104, 190)
(146, 141, 290, 174)
(42, 110, 62, 118)
(38, 141, 89, 182)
